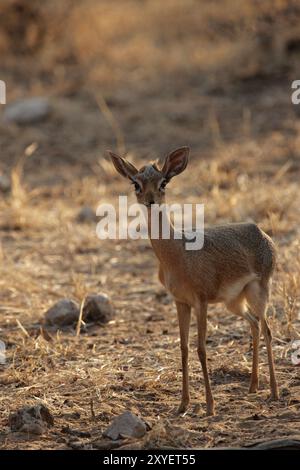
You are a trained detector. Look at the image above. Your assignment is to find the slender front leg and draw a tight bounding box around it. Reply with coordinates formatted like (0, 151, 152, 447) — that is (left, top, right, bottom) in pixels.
(196, 301, 215, 416)
(176, 301, 191, 414)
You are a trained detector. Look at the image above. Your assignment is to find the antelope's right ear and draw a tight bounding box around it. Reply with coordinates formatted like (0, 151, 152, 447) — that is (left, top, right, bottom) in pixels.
(108, 151, 138, 180)
(161, 146, 189, 181)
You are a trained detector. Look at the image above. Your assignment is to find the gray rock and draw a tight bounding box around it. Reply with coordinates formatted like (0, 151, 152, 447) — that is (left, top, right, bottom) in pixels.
(44, 299, 80, 328)
(103, 411, 147, 440)
(9, 404, 54, 435)
(3, 97, 51, 125)
(83, 293, 114, 324)
(0, 174, 10, 193)
(76, 206, 97, 223)
(155, 289, 172, 305)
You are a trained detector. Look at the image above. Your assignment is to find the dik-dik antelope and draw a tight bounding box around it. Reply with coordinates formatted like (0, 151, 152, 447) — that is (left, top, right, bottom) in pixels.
(109, 147, 279, 416)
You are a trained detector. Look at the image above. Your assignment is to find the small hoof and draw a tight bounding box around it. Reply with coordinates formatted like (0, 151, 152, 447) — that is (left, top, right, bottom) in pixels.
(248, 384, 259, 394)
(270, 391, 279, 401)
(266, 391, 279, 402)
(206, 397, 215, 416)
(206, 408, 215, 417)
(176, 403, 189, 415)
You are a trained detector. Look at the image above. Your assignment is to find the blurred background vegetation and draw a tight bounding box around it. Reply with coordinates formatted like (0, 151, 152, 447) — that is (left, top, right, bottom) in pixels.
(1, 0, 300, 178)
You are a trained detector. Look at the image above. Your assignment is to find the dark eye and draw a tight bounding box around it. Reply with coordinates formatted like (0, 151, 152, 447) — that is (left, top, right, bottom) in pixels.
(159, 180, 167, 191)
(132, 181, 141, 193)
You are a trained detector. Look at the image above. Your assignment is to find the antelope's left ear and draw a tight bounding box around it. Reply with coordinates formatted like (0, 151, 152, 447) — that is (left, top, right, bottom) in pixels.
(161, 147, 189, 181)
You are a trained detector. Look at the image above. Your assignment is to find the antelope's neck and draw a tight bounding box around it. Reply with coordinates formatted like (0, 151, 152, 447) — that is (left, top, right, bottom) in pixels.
(147, 206, 181, 264)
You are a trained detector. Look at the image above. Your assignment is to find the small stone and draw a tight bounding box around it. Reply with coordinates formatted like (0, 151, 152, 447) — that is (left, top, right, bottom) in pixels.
(76, 206, 97, 223)
(155, 290, 172, 305)
(3, 97, 51, 125)
(9, 404, 54, 435)
(83, 293, 114, 324)
(44, 299, 80, 328)
(103, 411, 147, 440)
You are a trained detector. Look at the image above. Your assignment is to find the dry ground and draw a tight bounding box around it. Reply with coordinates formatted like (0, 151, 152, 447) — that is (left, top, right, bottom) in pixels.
(0, 0, 300, 449)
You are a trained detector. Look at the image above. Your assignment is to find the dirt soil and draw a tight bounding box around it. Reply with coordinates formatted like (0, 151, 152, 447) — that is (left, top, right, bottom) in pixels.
(0, 0, 300, 449)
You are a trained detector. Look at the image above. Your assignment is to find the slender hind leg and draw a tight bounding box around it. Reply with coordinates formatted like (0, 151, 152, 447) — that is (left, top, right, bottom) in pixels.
(226, 294, 260, 393)
(195, 301, 215, 416)
(247, 311, 261, 393)
(176, 301, 191, 413)
(244, 281, 279, 400)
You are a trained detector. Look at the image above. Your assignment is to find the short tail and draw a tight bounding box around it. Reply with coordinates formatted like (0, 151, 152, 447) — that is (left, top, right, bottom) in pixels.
(259, 230, 276, 286)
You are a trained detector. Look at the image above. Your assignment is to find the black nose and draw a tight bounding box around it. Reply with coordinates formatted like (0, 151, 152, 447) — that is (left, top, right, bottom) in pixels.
(149, 200, 155, 205)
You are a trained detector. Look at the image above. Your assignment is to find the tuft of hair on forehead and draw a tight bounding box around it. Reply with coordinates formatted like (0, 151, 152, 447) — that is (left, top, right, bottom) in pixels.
(137, 162, 161, 179)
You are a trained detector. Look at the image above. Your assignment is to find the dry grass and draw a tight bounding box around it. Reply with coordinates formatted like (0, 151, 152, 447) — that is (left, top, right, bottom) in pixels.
(0, 0, 300, 449)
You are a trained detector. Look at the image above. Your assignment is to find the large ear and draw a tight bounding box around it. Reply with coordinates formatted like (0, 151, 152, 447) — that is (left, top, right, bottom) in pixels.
(108, 151, 138, 180)
(161, 147, 189, 181)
